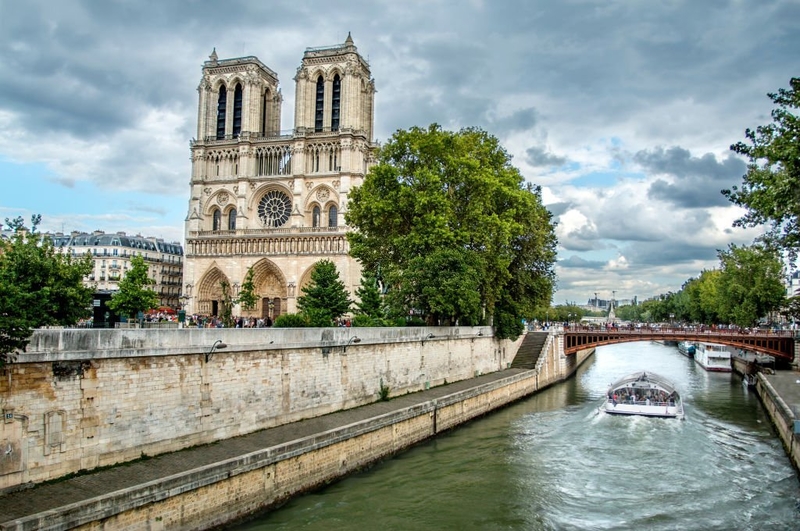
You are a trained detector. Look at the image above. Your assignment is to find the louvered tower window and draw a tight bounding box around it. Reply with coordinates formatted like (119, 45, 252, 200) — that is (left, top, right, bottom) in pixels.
(315, 76, 324, 132)
(312, 206, 321, 227)
(328, 206, 338, 227)
(331, 74, 341, 131)
(228, 209, 237, 230)
(216, 86, 227, 140)
(233, 84, 243, 137)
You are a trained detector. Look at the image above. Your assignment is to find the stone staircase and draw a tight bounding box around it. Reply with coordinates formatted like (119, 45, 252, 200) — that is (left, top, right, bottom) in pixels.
(510, 331, 549, 369)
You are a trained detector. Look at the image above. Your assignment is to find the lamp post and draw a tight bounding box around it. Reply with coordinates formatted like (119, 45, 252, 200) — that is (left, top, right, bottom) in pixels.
(343, 336, 361, 352)
(206, 339, 227, 363)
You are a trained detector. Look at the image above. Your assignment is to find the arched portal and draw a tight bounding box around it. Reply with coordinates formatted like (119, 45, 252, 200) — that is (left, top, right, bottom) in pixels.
(247, 258, 289, 319)
(196, 267, 231, 316)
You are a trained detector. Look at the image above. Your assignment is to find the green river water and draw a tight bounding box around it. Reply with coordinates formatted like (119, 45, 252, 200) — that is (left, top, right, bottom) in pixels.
(231, 341, 800, 530)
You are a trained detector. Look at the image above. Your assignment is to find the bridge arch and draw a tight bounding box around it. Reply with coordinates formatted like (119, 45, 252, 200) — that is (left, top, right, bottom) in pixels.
(562, 328, 795, 361)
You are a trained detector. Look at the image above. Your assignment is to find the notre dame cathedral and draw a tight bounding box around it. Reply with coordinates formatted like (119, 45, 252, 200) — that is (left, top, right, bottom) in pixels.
(182, 34, 376, 318)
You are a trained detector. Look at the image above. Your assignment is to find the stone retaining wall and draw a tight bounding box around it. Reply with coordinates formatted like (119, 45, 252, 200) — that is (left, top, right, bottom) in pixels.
(756, 375, 800, 471)
(0, 327, 512, 491)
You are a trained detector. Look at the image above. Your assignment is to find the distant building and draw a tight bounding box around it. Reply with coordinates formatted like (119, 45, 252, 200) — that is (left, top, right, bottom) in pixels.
(787, 270, 800, 298)
(48, 231, 184, 309)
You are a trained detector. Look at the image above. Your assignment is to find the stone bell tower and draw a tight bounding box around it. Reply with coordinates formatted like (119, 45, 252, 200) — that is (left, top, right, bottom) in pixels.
(183, 35, 377, 319)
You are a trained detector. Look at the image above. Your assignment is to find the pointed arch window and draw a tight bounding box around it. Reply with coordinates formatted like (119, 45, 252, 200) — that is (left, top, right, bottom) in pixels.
(328, 205, 338, 227)
(331, 74, 341, 131)
(262, 89, 269, 135)
(216, 86, 227, 140)
(212, 209, 222, 231)
(315, 76, 324, 132)
(228, 209, 237, 230)
(233, 83, 243, 137)
(312, 206, 321, 227)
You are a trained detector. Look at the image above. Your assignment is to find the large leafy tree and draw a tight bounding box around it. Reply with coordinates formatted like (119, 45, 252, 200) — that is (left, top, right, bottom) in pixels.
(0, 215, 93, 365)
(107, 254, 159, 322)
(715, 243, 786, 327)
(296, 259, 353, 326)
(346, 124, 557, 338)
(723, 78, 800, 261)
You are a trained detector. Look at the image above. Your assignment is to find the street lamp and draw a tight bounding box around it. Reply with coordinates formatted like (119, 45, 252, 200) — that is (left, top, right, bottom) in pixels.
(206, 339, 227, 363)
(343, 336, 361, 352)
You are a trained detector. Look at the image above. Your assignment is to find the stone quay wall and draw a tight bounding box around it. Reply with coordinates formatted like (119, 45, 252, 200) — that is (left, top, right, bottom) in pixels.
(2, 345, 593, 531)
(756, 374, 800, 472)
(0, 326, 517, 492)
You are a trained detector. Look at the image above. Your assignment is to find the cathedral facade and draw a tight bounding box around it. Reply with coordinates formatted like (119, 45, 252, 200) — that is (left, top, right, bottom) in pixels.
(182, 34, 376, 318)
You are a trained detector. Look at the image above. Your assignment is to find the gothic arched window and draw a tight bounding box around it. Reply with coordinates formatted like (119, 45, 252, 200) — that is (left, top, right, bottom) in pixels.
(232, 83, 243, 137)
(312, 206, 321, 227)
(315, 76, 324, 132)
(328, 205, 338, 227)
(216, 86, 227, 140)
(228, 209, 237, 230)
(332, 74, 341, 131)
(212, 209, 222, 231)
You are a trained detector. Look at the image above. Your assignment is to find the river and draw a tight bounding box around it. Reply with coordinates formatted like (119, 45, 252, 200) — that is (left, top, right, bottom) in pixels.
(231, 341, 800, 530)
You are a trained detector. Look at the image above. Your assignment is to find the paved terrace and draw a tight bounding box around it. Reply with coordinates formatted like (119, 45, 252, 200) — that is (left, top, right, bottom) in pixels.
(0, 368, 529, 527)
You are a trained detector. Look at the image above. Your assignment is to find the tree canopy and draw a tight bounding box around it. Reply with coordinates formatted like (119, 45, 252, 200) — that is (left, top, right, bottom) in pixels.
(296, 259, 353, 326)
(723, 77, 800, 262)
(106, 254, 158, 322)
(345, 124, 557, 339)
(0, 216, 93, 365)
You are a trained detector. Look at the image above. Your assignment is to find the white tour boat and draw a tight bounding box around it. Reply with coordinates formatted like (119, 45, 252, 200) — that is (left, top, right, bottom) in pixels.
(603, 371, 684, 419)
(694, 342, 732, 372)
(677, 341, 696, 358)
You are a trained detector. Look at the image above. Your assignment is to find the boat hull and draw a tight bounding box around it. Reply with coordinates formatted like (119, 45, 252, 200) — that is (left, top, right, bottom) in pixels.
(604, 402, 682, 418)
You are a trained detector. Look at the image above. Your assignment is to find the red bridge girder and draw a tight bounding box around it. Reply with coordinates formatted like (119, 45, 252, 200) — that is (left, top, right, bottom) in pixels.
(562, 328, 797, 360)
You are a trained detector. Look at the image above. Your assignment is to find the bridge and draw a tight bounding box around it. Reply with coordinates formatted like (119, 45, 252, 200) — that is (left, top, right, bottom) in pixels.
(562, 327, 798, 361)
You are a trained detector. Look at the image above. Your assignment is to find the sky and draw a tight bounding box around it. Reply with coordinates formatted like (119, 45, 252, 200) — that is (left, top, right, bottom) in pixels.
(1, 0, 798, 306)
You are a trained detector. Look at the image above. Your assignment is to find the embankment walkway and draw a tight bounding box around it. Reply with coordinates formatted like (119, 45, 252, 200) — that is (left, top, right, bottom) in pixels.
(0, 368, 530, 529)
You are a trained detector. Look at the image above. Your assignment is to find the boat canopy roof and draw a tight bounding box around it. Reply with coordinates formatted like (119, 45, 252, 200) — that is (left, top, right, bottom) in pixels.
(608, 371, 678, 395)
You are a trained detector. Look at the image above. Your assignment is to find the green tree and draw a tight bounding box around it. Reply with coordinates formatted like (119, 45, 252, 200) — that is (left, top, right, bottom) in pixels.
(237, 267, 258, 312)
(723, 78, 800, 262)
(353, 270, 387, 326)
(218, 280, 236, 328)
(0, 215, 93, 365)
(346, 124, 557, 338)
(107, 254, 158, 323)
(715, 243, 786, 327)
(296, 259, 352, 326)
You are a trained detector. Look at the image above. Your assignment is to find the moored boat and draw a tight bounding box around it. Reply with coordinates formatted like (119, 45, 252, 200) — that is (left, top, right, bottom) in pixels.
(677, 341, 695, 358)
(695, 342, 732, 372)
(603, 371, 684, 419)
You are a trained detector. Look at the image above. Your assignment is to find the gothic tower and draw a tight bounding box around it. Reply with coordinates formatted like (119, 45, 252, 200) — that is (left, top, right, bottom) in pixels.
(183, 35, 376, 319)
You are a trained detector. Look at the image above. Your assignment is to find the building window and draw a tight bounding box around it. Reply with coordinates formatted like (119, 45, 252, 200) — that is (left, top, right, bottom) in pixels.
(113, 248, 118, 256)
(315, 76, 324, 132)
(216, 85, 227, 140)
(328, 205, 338, 227)
(212, 209, 222, 231)
(232, 83, 243, 137)
(331, 74, 341, 131)
(228, 209, 237, 230)
(312, 206, 320, 227)
(257, 190, 292, 228)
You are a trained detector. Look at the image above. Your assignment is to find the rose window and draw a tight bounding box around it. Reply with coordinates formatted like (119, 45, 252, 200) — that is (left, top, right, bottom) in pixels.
(258, 190, 292, 227)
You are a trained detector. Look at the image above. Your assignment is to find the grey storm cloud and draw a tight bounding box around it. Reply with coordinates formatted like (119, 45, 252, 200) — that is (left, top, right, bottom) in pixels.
(525, 146, 568, 168)
(637, 147, 746, 208)
(558, 256, 605, 270)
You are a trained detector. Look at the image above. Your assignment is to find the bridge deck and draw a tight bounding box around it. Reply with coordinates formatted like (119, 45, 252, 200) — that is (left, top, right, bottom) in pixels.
(562, 327, 796, 360)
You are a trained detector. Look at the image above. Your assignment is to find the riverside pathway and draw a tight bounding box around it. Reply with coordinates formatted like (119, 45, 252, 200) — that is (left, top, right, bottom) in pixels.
(0, 368, 529, 527)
